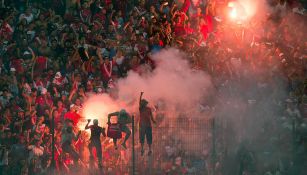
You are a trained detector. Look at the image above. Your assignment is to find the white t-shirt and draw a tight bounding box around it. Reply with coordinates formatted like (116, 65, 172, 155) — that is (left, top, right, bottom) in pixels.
(19, 13, 34, 23)
(115, 56, 125, 65)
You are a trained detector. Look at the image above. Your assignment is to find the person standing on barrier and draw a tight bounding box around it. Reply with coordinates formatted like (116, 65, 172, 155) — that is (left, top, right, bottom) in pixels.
(107, 109, 132, 150)
(139, 92, 156, 156)
(85, 119, 106, 168)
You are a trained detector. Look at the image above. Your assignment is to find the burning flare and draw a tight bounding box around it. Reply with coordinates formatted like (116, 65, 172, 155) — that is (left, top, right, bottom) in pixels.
(227, 0, 259, 22)
(78, 94, 124, 132)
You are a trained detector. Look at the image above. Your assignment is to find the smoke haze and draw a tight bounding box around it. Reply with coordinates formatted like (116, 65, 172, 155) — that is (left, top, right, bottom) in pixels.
(117, 48, 212, 116)
(82, 48, 212, 119)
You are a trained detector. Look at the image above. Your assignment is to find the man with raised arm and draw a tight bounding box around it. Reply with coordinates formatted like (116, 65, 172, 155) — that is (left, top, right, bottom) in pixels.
(85, 119, 106, 168)
(139, 92, 156, 156)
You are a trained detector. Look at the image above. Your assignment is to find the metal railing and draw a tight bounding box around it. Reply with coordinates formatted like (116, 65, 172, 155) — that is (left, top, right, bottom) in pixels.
(117, 117, 214, 175)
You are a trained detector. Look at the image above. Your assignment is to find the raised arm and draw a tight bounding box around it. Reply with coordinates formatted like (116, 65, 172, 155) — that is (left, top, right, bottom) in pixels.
(85, 119, 91, 130)
(29, 47, 36, 61)
(49, 106, 56, 121)
(181, 0, 191, 14)
(68, 81, 78, 102)
(160, 2, 167, 13)
(139, 92, 144, 107)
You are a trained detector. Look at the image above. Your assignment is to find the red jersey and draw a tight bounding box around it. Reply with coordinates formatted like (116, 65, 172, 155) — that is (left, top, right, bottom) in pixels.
(80, 8, 91, 22)
(35, 96, 45, 106)
(64, 111, 81, 126)
(200, 24, 209, 40)
(11, 58, 24, 73)
(174, 24, 186, 36)
(104, 0, 112, 5)
(100, 62, 113, 79)
(0, 22, 13, 40)
(204, 15, 213, 33)
(35, 56, 48, 72)
(93, 12, 106, 22)
(35, 96, 52, 106)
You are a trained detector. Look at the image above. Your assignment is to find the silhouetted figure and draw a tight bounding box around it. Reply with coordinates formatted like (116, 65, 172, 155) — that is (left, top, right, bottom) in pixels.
(85, 119, 106, 168)
(139, 92, 156, 156)
(108, 109, 132, 149)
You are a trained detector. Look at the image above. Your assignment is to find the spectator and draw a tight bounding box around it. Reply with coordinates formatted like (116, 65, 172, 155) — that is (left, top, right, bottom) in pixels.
(0, 0, 306, 174)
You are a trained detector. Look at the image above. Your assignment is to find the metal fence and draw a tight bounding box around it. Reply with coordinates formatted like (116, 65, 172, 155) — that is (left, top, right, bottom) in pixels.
(114, 117, 214, 175)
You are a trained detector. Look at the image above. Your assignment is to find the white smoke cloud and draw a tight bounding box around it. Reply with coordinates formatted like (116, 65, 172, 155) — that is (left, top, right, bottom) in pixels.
(80, 48, 212, 130)
(117, 48, 212, 117)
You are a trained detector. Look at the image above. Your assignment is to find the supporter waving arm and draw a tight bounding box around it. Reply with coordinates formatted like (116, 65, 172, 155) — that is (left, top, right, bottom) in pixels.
(170, 3, 178, 16)
(180, 0, 191, 13)
(85, 119, 91, 130)
(139, 92, 144, 107)
(49, 106, 56, 121)
(68, 81, 78, 102)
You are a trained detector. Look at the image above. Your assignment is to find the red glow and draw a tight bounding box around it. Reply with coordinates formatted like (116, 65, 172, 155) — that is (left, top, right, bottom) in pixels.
(78, 95, 124, 133)
(227, 0, 258, 22)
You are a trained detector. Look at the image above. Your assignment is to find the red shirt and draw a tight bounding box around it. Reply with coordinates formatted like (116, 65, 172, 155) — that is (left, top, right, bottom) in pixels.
(200, 24, 209, 40)
(35, 96, 46, 106)
(64, 111, 81, 126)
(84, 60, 94, 73)
(35, 96, 52, 106)
(80, 8, 91, 22)
(0, 22, 13, 40)
(204, 15, 213, 33)
(185, 26, 194, 35)
(54, 114, 61, 124)
(99, 62, 113, 79)
(57, 107, 66, 116)
(93, 12, 106, 23)
(35, 56, 48, 72)
(174, 24, 186, 36)
(11, 58, 24, 73)
(104, 0, 112, 5)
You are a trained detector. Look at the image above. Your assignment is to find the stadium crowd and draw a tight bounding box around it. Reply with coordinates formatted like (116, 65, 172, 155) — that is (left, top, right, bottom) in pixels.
(0, 0, 306, 174)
